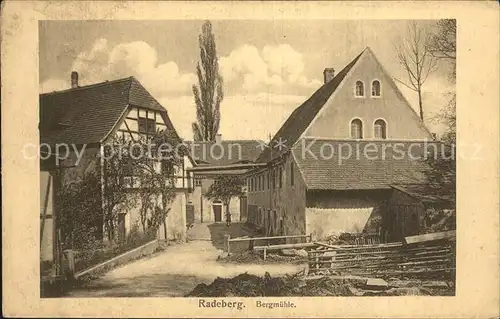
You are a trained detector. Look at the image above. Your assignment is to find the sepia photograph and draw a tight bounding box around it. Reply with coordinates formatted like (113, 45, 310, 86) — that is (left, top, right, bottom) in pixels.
(39, 19, 457, 298)
(1, 1, 499, 318)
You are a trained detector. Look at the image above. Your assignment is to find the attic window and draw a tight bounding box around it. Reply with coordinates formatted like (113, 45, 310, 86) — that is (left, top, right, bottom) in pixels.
(355, 81, 365, 97)
(372, 80, 381, 97)
(138, 117, 156, 134)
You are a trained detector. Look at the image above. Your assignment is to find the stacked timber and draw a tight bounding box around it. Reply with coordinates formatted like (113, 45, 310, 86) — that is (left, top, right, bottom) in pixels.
(307, 231, 456, 280)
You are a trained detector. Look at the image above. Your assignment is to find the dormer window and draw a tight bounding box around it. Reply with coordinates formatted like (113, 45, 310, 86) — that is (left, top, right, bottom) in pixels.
(355, 81, 364, 97)
(350, 118, 363, 139)
(138, 116, 156, 134)
(372, 80, 381, 97)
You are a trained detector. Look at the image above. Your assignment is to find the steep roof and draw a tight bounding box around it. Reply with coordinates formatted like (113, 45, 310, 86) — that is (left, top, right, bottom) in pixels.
(39, 77, 170, 145)
(185, 140, 263, 166)
(391, 184, 455, 205)
(292, 139, 435, 190)
(256, 49, 365, 163)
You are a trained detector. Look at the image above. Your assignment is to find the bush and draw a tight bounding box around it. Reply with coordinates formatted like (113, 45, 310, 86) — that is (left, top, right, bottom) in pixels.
(74, 226, 157, 273)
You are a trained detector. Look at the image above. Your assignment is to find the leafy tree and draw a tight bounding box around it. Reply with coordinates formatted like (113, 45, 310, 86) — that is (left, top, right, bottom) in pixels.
(204, 175, 244, 222)
(394, 21, 438, 121)
(428, 19, 456, 61)
(101, 128, 183, 242)
(55, 168, 103, 250)
(428, 19, 456, 81)
(134, 129, 184, 237)
(192, 20, 224, 142)
(101, 135, 141, 242)
(425, 94, 456, 205)
(424, 19, 457, 207)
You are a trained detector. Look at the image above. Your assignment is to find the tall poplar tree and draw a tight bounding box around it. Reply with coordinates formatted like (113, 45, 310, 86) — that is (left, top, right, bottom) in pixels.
(192, 21, 223, 141)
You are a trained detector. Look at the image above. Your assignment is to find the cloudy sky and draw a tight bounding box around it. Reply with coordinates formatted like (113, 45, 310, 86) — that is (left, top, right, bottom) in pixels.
(39, 20, 455, 141)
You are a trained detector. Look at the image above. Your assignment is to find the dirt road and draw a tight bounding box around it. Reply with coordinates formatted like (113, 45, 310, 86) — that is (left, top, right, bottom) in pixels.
(67, 224, 305, 297)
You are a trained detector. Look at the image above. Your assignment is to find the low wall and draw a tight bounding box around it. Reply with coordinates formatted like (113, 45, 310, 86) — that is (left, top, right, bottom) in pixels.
(74, 240, 158, 279)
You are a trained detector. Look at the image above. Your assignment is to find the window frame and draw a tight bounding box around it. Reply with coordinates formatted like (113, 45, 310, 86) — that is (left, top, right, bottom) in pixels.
(350, 118, 364, 139)
(194, 177, 202, 188)
(355, 80, 365, 97)
(373, 118, 388, 139)
(138, 116, 157, 135)
(371, 79, 381, 97)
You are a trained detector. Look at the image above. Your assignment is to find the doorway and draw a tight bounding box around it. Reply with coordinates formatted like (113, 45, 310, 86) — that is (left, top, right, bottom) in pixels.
(118, 213, 126, 242)
(213, 201, 222, 222)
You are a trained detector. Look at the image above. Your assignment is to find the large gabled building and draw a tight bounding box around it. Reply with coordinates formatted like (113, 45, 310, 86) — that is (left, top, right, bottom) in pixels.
(245, 47, 439, 240)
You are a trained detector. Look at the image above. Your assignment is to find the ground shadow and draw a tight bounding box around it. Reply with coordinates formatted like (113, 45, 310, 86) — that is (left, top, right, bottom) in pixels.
(63, 273, 204, 297)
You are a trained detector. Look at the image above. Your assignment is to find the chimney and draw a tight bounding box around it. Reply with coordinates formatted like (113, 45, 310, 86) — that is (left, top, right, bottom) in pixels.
(215, 133, 222, 144)
(323, 68, 335, 84)
(71, 71, 79, 88)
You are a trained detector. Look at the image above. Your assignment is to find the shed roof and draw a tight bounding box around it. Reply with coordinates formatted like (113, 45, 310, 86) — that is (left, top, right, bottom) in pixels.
(185, 140, 263, 166)
(391, 184, 455, 205)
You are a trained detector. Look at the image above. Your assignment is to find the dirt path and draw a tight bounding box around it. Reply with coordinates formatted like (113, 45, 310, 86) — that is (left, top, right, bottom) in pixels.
(67, 226, 305, 297)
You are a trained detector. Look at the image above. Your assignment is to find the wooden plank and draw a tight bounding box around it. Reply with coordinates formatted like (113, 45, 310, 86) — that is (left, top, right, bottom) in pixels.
(253, 242, 317, 251)
(404, 230, 456, 245)
(349, 268, 455, 277)
(313, 242, 402, 251)
(397, 258, 452, 267)
(309, 255, 389, 264)
(311, 256, 452, 270)
(308, 249, 400, 257)
(308, 248, 452, 261)
(313, 242, 339, 249)
(229, 234, 310, 242)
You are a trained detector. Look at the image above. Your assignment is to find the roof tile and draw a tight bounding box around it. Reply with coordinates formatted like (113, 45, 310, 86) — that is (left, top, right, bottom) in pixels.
(292, 139, 435, 190)
(40, 77, 168, 145)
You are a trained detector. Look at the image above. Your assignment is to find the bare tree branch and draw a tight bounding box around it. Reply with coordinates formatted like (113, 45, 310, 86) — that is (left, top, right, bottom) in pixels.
(394, 21, 438, 121)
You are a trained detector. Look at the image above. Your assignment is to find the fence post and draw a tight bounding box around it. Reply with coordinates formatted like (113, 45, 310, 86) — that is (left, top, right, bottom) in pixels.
(249, 236, 255, 251)
(63, 249, 75, 278)
(224, 234, 231, 255)
(309, 233, 313, 243)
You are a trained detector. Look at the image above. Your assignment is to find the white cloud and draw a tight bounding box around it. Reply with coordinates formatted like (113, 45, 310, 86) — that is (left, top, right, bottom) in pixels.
(40, 38, 196, 96)
(161, 93, 306, 141)
(219, 44, 321, 94)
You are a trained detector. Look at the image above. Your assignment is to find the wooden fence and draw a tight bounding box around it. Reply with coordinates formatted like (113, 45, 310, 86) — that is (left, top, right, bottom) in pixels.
(307, 238, 455, 279)
(224, 233, 313, 257)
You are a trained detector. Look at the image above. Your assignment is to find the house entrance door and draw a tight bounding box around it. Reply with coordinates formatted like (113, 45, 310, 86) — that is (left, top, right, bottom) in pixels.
(213, 202, 222, 222)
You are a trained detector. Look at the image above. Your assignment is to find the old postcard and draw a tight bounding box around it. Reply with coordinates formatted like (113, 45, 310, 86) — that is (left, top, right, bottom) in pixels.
(1, 1, 499, 318)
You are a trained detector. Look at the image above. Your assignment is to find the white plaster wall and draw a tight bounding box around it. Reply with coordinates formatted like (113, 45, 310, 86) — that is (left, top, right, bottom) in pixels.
(306, 207, 374, 239)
